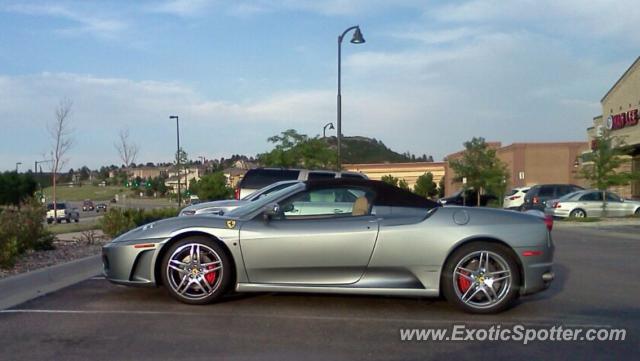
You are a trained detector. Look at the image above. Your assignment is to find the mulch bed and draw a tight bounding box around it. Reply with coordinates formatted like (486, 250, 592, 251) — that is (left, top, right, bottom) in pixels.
(0, 237, 109, 280)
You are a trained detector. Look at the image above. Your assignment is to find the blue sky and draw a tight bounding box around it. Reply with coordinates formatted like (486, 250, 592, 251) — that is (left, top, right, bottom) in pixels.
(1, 0, 639, 171)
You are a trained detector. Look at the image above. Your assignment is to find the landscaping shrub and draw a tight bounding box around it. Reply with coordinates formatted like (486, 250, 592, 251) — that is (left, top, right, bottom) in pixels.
(100, 207, 179, 238)
(0, 198, 52, 267)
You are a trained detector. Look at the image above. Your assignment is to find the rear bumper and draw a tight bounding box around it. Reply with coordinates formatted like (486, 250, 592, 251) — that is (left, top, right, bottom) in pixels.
(515, 240, 555, 295)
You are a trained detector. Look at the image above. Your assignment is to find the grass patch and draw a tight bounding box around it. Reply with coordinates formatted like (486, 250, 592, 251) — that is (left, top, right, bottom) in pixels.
(558, 217, 601, 223)
(46, 219, 101, 234)
(43, 185, 124, 202)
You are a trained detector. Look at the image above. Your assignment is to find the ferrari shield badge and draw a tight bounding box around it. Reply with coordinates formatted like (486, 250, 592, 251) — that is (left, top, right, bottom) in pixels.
(226, 220, 236, 229)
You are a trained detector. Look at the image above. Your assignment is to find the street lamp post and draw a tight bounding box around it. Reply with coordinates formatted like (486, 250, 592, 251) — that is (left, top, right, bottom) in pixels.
(323, 122, 335, 138)
(15, 162, 22, 172)
(169, 115, 181, 207)
(337, 25, 365, 171)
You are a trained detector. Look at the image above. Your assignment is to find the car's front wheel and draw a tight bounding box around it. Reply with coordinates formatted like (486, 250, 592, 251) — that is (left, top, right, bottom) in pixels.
(442, 242, 520, 314)
(160, 237, 233, 305)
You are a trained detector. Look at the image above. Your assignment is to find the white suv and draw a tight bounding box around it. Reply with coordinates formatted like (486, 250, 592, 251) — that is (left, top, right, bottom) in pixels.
(46, 203, 79, 224)
(503, 187, 531, 210)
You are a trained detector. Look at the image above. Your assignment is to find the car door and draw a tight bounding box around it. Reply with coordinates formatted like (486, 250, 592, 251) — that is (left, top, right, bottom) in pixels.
(579, 191, 603, 217)
(605, 192, 626, 216)
(239, 186, 379, 285)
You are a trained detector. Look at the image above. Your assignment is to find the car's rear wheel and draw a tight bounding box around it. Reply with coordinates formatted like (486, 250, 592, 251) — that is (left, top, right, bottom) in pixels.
(161, 237, 233, 305)
(570, 209, 586, 218)
(442, 242, 520, 314)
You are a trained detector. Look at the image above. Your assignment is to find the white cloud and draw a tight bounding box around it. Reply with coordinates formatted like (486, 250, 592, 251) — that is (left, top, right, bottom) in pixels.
(429, 0, 640, 45)
(3, 2, 127, 39)
(151, 0, 216, 17)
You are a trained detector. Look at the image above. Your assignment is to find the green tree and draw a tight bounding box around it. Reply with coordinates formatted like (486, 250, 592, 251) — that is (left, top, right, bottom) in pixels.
(438, 176, 446, 198)
(398, 179, 410, 191)
(380, 174, 399, 187)
(189, 172, 232, 200)
(258, 129, 336, 169)
(0, 172, 37, 207)
(449, 137, 509, 206)
(580, 130, 640, 215)
(414, 172, 438, 198)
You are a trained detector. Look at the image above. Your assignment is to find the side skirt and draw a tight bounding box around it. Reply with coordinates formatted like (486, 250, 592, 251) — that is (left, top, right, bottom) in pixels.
(235, 283, 439, 297)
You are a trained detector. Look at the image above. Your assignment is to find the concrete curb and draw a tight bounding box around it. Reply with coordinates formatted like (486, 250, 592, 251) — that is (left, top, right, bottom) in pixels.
(0, 255, 102, 310)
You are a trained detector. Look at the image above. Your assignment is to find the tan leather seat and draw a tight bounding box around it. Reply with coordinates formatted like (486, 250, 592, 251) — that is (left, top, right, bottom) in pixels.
(352, 196, 369, 216)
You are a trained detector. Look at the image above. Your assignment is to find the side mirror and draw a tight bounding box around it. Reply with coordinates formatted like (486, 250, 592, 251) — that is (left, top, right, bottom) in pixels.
(262, 202, 280, 222)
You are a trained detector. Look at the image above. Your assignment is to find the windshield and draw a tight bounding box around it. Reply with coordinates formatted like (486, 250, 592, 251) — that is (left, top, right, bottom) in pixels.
(242, 181, 299, 201)
(227, 183, 305, 218)
(47, 203, 66, 210)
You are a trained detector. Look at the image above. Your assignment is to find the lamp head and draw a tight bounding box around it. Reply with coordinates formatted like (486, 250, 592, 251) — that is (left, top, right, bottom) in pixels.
(350, 27, 365, 44)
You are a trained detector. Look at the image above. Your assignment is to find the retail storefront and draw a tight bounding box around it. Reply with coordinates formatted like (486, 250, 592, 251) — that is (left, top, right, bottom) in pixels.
(587, 56, 640, 199)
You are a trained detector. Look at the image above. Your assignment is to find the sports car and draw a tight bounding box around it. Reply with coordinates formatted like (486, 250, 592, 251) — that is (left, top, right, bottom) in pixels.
(102, 178, 555, 313)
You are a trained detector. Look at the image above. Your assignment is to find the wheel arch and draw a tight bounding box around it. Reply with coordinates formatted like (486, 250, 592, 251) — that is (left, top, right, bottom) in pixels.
(154, 231, 236, 286)
(440, 236, 524, 289)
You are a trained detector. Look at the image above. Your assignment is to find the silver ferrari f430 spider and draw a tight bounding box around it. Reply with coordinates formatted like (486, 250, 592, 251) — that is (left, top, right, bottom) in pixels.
(102, 178, 554, 313)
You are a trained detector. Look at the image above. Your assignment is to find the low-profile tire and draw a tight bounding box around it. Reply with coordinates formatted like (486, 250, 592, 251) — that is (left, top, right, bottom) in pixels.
(56, 219, 61, 224)
(442, 242, 521, 314)
(160, 236, 233, 305)
(569, 209, 586, 218)
(47, 220, 52, 224)
(74, 218, 79, 223)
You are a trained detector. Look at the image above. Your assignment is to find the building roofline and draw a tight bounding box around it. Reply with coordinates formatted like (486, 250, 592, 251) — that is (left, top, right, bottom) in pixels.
(343, 161, 446, 168)
(601, 56, 640, 103)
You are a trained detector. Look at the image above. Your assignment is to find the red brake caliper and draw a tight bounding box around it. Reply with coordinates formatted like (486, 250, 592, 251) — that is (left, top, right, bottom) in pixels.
(457, 270, 471, 292)
(205, 265, 217, 285)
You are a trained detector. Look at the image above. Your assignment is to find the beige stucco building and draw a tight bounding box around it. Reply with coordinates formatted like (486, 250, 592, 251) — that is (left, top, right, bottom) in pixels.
(344, 162, 446, 190)
(586, 56, 640, 199)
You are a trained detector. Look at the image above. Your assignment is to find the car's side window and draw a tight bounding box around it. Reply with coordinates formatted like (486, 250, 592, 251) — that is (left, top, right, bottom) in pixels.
(279, 187, 373, 218)
(606, 192, 622, 202)
(580, 192, 601, 201)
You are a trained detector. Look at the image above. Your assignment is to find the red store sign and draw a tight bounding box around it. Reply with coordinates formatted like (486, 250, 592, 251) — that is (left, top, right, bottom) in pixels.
(606, 108, 639, 130)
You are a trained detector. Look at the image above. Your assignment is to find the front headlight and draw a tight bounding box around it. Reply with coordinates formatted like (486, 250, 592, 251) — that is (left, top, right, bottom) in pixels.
(180, 210, 196, 216)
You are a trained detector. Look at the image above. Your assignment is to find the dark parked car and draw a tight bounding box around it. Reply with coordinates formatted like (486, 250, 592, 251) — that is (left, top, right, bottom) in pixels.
(96, 203, 108, 212)
(236, 168, 367, 199)
(82, 199, 95, 211)
(438, 189, 497, 207)
(521, 184, 584, 211)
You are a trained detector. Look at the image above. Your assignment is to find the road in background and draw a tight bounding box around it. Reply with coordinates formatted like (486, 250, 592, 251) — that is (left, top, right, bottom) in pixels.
(1, 226, 638, 360)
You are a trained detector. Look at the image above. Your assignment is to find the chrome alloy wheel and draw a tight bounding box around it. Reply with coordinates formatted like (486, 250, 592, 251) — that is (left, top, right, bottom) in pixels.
(452, 251, 512, 310)
(166, 243, 223, 301)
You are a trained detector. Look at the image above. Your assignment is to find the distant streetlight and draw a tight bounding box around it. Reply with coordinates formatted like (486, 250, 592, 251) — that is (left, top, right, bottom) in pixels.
(336, 25, 365, 170)
(15, 162, 22, 172)
(323, 122, 335, 138)
(169, 115, 181, 207)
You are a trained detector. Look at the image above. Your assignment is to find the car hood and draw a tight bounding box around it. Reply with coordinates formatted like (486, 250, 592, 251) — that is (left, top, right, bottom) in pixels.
(113, 214, 241, 242)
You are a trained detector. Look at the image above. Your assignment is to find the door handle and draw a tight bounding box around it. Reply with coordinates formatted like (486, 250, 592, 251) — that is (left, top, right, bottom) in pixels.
(334, 209, 343, 213)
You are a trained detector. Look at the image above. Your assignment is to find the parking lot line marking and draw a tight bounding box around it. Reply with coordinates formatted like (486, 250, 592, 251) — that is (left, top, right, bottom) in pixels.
(0, 309, 613, 328)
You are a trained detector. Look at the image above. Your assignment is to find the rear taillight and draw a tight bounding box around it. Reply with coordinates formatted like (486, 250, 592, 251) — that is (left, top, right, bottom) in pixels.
(234, 188, 240, 200)
(532, 196, 539, 204)
(544, 215, 553, 231)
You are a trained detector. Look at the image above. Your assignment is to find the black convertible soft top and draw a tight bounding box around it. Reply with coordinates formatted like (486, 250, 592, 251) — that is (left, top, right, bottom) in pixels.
(304, 178, 441, 209)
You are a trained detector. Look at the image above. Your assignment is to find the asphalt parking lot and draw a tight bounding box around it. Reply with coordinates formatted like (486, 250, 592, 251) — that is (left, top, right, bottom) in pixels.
(1, 225, 638, 361)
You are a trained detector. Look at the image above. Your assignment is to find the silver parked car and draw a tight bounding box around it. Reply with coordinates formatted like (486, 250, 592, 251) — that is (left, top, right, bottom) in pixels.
(103, 178, 554, 314)
(545, 190, 640, 218)
(179, 180, 300, 216)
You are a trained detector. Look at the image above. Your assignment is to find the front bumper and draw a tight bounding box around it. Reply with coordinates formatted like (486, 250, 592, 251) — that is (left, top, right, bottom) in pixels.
(102, 239, 165, 287)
